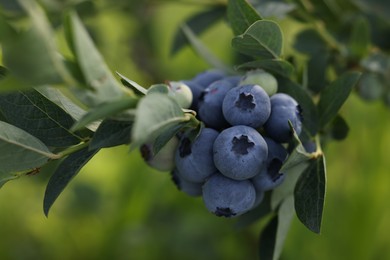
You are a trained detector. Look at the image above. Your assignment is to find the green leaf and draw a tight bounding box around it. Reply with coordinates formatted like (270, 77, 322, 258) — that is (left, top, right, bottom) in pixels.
(171, 6, 226, 54)
(259, 214, 277, 260)
(235, 59, 294, 78)
(294, 155, 326, 234)
(180, 23, 233, 74)
(307, 51, 330, 93)
(116, 72, 147, 96)
(64, 12, 127, 106)
(277, 77, 319, 136)
(132, 93, 190, 148)
(318, 71, 361, 128)
(227, 0, 262, 35)
(232, 20, 283, 59)
(34, 86, 99, 130)
(348, 16, 370, 59)
(71, 96, 138, 131)
(280, 123, 312, 172)
(0, 121, 57, 172)
(273, 196, 295, 260)
(43, 147, 99, 216)
(152, 122, 187, 155)
(0, 90, 83, 147)
(330, 114, 349, 141)
(271, 161, 309, 211)
(1, 1, 74, 86)
(89, 119, 132, 150)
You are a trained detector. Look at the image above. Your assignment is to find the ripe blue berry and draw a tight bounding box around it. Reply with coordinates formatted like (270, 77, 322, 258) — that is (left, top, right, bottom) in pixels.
(213, 125, 268, 180)
(171, 168, 203, 197)
(192, 69, 226, 88)
(222, 84, 271, 128)
(175, 127, 219, 183)
(198, 79, 237, 129)
(202, 173, 256, 217)
(264, 93, 302, 143)
(251, 137, 287, 191)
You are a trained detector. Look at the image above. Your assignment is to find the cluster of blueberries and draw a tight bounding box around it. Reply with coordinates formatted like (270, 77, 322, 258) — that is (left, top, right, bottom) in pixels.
(141, 69, 303, 218)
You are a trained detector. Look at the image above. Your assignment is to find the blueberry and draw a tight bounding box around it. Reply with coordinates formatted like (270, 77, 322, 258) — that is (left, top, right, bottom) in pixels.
(192, 69, 226, 88)
(213, 125, 268, 180)
(140, 136, 178, 172)
(252, 189, 265, 209)
(239, 69, 278, 96)
(222, 84, 271, 128)
(264, 137, 288, 164)
(198, 79, 237, 129)
(251, 137, 287, 191)
(264, 93, 302, 143)
(303, 140, 317, 153)
(202, 173, 256, 217)
(171, 168, 203, 197)
(252, 160, 286, 191)
(175, 127, 219, 183)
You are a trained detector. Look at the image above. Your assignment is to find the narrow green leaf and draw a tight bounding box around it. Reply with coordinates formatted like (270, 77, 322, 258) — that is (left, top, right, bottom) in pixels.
(1, 0, 75, 86)
(64, 12, 127, 106)
(277, 77, 319, 136)
(43, 147, 99, 216)
(89, 119, 132, 150)
(152, 122, 187, 155)
(227, 0, 262, 35)
(271, 161, 309, 211)
(132, 93, 189, 148)
(349, 16, 370, 59)
(0, 121, 56, 172)
(274, 196, 295, 260)
(235, 59, 294, 78)
(318, 71, 361, 128)
(71, 97, 138, 131)
(180, 23, 233, 74)
(232, 20, 283, 59)
(171, 6, 226, 54)
(116, 72, 147, 96)
(259, 214, 277, 260)
(0, 90, 83, 147)
(294, 155, 327, 234)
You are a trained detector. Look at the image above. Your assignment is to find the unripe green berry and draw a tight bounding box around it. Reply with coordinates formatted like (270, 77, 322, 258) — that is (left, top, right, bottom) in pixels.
(168, 81, 193, 109)
(239, 69, 278, 96)
(140, 136, 179, 172)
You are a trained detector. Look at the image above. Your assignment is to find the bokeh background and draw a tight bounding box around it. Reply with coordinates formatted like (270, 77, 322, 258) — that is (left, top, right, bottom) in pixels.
(1, 1, 390, 259)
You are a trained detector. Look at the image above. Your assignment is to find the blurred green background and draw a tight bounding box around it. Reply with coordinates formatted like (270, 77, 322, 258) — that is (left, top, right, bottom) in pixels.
(1, 1, 390, 259)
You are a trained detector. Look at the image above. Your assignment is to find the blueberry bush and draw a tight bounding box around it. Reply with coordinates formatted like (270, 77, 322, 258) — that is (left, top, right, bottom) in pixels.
(0, 0, 389, 259)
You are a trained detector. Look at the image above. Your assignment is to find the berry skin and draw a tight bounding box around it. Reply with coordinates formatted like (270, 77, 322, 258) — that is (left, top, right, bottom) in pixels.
(213, 125, 268, 180)
(222, 84, 271, 128)
(198, 78, 237, 129)
(192, 69, 226, 88)
(167, 81, 193, 109)
(239, 69, 278, 96)
(181, 80, 205, 111)
(140, 136, 179, 172)
(251, 137, 287, 191)
(171, 168, 203, 197)
(264, 93, 302, 143)
(175, 127, 219, 183)
(202, 173, 256, 217)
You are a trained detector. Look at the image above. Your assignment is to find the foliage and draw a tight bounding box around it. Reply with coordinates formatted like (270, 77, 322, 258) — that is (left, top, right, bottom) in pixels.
(0, 0, 389, 259)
